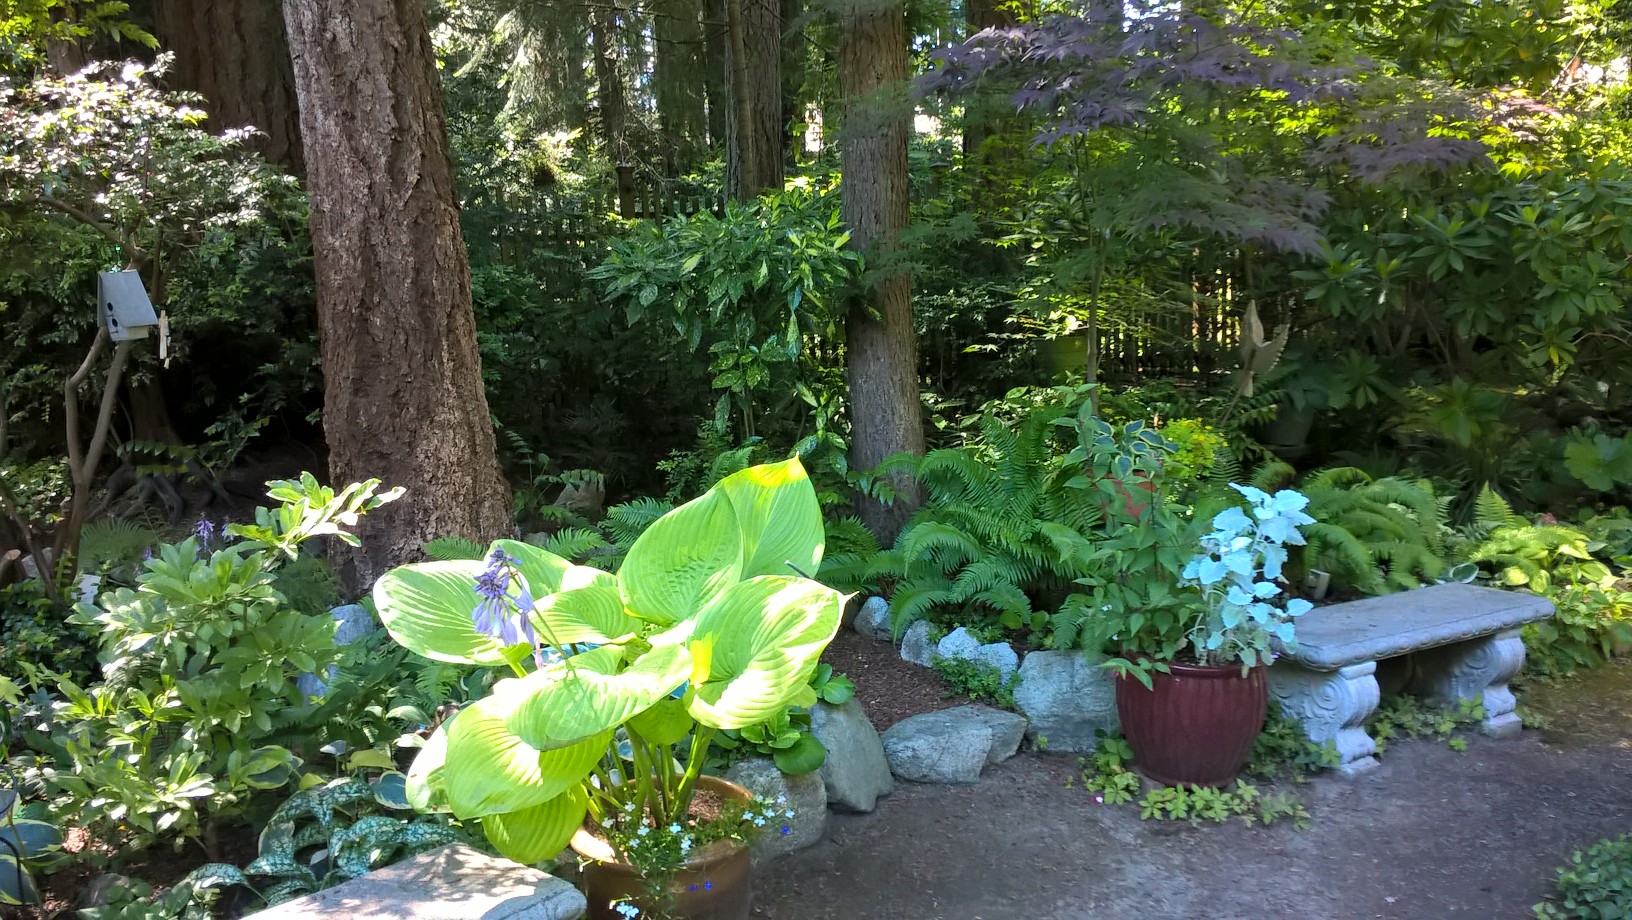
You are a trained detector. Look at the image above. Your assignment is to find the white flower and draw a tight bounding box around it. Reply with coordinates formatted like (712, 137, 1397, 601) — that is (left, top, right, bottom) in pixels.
(752, 816, 766, 826)
(601, 818, 613, 828)
(668, 823, 682, 834)
(613, 902, 640, 919)
(679, 838, 692, 854)
(637, 826, 650, 836)
(775, 795, 787, 805)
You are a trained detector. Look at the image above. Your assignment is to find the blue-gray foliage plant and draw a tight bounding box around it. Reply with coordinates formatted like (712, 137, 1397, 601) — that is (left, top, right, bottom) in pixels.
(1182, 485, 1316, 669)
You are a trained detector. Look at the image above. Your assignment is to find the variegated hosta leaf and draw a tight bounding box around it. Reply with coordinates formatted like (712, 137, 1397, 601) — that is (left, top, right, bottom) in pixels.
(507, 643, 692, 751)
(716, 457, 825, 578)
(406, 721, 451, 813)
(481, 786, 590, 865)
(491, 539, 573, 596)
(686, 575, 844, 730)
(0, 854, 35, 905)
(530, 583, 643, 648)
(438, 688, 610, 819)
(618, 489, 743, 625)
(373, 561, 514, 665)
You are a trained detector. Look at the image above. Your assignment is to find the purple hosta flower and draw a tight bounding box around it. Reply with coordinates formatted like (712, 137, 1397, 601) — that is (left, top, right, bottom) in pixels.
(472, 549, 540, 661)
(193, 517, 216, 544)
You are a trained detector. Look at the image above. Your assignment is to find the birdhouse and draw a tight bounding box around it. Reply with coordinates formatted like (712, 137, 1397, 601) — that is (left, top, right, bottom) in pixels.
(97, 270, 159, 342)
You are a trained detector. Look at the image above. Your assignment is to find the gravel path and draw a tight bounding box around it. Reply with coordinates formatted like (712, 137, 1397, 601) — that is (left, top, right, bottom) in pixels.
(753, 662, 1632, 919)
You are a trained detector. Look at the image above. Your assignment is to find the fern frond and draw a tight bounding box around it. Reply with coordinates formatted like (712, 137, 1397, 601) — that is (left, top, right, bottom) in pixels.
(601, 497, 673, 547)
(423, 536, 485, 561)
(535, 527, 608, 562)
(1250, 460, 1297, 492)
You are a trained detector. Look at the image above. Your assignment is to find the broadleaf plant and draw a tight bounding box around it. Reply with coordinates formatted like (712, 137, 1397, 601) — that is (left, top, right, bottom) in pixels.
(373, 458, 846, 866)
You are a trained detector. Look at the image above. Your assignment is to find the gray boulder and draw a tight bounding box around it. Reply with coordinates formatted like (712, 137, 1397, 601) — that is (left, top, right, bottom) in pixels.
(809, 699, 893, 813)
(854, 596, 893, 641)
(1012, 650, 1119, 753)
(899, 620, 935, 668)
(299, 604, 377, 699)
(973, 641, 1020, 683)
(725, 758, 827, 862)
(881, 705, 1029, 784)
(935, 626, 981, 661)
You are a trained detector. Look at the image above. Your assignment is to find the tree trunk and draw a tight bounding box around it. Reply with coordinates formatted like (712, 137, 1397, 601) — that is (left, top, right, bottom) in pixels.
(960, 0, 1016, 171)
(781, 0, 806, 170)
(655, 0, 708, 172)
(839, 0, 922, 544)
(282, 0, 512, 594)
(151, 0, 305, 175)
(725, 0, 783, 199)
(589, 1, 630, 165)
(703, 0, 729, 147)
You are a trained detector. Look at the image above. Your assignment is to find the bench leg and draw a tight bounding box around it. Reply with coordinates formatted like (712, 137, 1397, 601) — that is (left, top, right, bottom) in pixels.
(1407, 628, 1526, 738)
(1269, 660, 1380, 777)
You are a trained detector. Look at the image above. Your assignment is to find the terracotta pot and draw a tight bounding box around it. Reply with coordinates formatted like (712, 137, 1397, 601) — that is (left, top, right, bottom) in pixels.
(571, 775, 753, 920)
(1115, 660, 1267, 787)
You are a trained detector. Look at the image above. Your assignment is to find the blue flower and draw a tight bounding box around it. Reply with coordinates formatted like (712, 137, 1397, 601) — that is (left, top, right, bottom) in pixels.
(471, 549, 540, 653)
(780, 824, 792, 835)
(704, 881, 713, 891)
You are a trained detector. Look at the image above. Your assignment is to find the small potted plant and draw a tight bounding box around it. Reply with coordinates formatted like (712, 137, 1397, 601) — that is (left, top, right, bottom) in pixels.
(372, 458, 844, 920)
(1078, 484, 1315, 787)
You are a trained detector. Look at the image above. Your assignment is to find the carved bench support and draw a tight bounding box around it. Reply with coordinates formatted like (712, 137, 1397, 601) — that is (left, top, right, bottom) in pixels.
(1407, 628, 1526, 738)
(1269, 660, 1381, 777)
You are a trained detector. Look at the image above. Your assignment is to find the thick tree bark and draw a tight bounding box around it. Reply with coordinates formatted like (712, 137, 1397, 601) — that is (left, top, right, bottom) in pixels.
(781, 0, 806, 169)
(282, 0, 512, 593)
(655, 0, 708, 171)
(703, 0, 729, 147)
(725, 0, 783, 199)
(151, 0, 304, 175)
(589, 2, 630, 164)
(840, 0, 922, 544)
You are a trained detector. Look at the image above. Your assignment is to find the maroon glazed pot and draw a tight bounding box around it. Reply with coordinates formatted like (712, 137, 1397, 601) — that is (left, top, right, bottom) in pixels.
(1115, 660, 1268, 788)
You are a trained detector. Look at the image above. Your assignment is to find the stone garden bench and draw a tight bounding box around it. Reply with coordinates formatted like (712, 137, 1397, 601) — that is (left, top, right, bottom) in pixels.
(246, 844, 586, 920)
(1269, 583, 1554, 777)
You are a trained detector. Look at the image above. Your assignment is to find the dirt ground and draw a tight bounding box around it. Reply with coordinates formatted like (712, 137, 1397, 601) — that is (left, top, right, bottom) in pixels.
(750, 661, 1632, 920)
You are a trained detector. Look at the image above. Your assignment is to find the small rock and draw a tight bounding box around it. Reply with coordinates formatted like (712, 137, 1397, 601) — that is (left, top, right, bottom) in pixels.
(725, 758, 827, 862)
(880, 706, 1026, 784)
(935, 626, 981, 661)
(899, 620, 935, 668)
(1012, 650, 1119, 753)
(854, 596, 892, 641)
(809, 699, 893, 813)
(973, 641, 1020, 683)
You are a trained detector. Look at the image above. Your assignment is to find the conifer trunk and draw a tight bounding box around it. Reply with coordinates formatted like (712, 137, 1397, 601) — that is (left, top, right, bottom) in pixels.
(282, 0, 512, 594)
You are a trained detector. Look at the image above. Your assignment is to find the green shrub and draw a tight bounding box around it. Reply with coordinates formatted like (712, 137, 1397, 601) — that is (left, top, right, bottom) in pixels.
(25, 476, 399, 855)
(1535, 834, 1632, 919)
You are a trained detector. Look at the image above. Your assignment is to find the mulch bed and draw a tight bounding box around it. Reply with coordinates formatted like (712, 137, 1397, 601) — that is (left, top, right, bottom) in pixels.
(821, 629, 962, 732)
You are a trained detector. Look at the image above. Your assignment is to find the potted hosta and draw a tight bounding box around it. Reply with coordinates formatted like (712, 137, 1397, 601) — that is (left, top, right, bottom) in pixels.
(1078, 484, 1315, 787)
(372, 458, 843, 920)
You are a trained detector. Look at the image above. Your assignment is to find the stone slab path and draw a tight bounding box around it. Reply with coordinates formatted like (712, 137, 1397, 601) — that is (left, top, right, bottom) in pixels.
(748, 664, 1632, 919)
